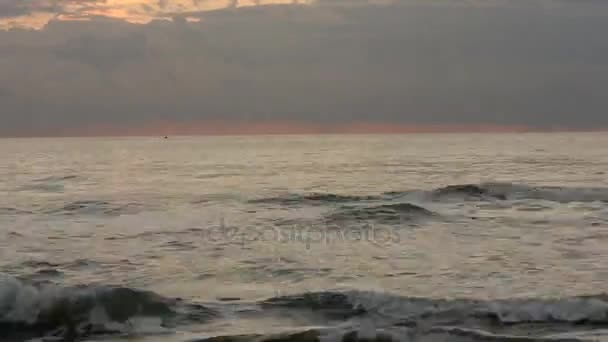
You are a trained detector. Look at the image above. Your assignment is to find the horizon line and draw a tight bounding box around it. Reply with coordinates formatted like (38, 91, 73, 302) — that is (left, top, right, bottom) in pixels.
(1, 120, 606, 138)
(2, 128, 606, 139)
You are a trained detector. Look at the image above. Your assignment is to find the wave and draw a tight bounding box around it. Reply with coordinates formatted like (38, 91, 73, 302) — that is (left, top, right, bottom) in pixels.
(248, 183, 608, 209)
(430, 184, 509, 200)
(429, 183, 608, 203)
(249, 193, 382, 206)
(323, 203, 436, 224)
(15, 175, 79, 194)
(262, 291, 608, 327)
(193, 327, 587, 342)
(4, 277, 608, 342)
(0, 274, 216, 341)
(381, 183, 608, 204)
(248, 291, 608, 341)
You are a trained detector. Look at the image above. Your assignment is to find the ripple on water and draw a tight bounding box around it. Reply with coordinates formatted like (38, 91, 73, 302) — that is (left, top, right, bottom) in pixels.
(46, 200, 143, 216)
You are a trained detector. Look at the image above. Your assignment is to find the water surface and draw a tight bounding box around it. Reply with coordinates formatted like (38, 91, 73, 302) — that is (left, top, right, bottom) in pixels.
(1, 133, 608, 342)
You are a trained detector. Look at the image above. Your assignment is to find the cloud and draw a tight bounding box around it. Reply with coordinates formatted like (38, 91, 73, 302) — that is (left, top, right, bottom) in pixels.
(0, 0, 303, 29)
(0, 0, 101, 17)
(0, 87, 11, 98)
(53, 32, 148, 69)
(2, 0, 608, 29)
(1, 0, 608, 136)
(0, 2, 29, 18)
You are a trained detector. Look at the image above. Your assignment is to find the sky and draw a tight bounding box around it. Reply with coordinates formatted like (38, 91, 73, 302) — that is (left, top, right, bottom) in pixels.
(1, 0, 608, 136)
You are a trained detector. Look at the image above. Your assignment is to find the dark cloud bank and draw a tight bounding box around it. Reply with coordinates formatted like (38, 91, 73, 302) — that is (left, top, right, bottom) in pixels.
(1, 0, 608, 136)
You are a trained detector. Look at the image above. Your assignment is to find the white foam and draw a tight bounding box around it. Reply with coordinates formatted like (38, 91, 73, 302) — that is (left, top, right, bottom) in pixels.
(482, 183, 608, 203)
(487, 297, 608, 323)
(0, 273, 172, 336)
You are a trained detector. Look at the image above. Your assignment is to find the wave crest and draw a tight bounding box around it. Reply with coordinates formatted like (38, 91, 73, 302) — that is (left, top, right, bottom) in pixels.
(262, 291, 608, 326)
(250, 193, 381, 206)
(0, 274, 215, 340)
(431, 183, 608, 203)
(249, 183, 608, 208)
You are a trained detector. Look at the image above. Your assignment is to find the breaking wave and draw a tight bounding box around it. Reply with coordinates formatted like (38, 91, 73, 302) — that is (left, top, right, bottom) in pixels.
(428, 183, 608, 203)
(254, 291, 608, 342)
(193, 327, 587, 342)
(0, 274, 216, 341)
(3, 276, 608, 342)
(263, 291, 608, 326)
(192, 290, 608, 342)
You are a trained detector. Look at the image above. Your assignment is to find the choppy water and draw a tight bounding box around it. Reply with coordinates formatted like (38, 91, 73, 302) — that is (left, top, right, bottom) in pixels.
(1, 133, 608, 342)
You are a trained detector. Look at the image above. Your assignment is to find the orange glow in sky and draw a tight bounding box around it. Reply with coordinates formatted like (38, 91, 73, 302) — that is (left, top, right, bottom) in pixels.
(0, 0, 309, 30)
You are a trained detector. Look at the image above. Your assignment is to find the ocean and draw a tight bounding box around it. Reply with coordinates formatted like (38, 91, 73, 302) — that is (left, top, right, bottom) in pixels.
(1, 133, 608, 342)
